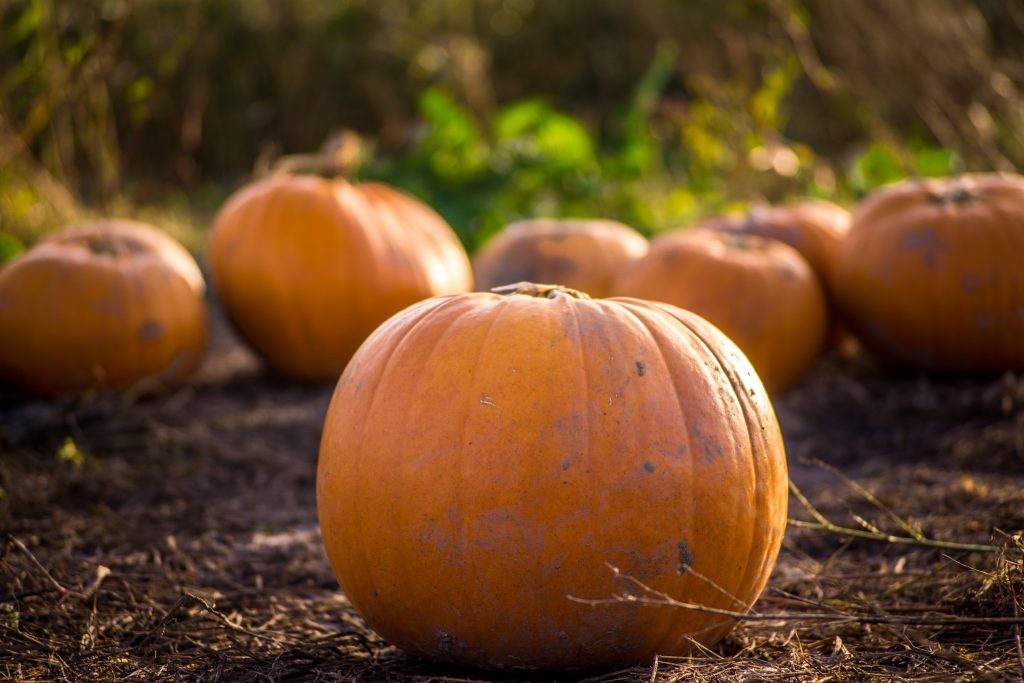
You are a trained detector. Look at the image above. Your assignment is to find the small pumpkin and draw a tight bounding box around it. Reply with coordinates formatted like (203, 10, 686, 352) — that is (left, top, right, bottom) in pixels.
(0, 220, 207, 396)
(835, 173, 1024, 372)
(472, 218, 648, 297)
(207, 174, 472, 379)
(613, 228, 828, 392)
(699, 199, 850, 293)
(318, 282, 788, 670)
(701, 200, 852, 349)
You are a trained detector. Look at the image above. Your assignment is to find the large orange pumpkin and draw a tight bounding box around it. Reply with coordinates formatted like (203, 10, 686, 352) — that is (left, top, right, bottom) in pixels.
(835, 173, 1024, 372)
(613, 228, 827, 392)
(207, 174, 472, 379)
(472, 219, 648, 297)
(317, 282, 788, 670)
(699, 199, 850, 293)
(0, 220, 207, 396)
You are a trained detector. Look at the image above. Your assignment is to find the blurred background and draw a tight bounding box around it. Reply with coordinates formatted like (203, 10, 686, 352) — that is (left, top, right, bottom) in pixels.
(1, 0, 1023, 256)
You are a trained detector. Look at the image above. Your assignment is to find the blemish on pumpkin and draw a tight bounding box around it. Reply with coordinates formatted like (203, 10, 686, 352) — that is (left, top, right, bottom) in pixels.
(677, 541, 694, 574)
(961, 274, 982, 293)
(678, 443, 687, 456)
(635, 361, 646, 376)
(137, 320, 164, 342)
(901, 227, 946, 267)
(975, 312, 997, 329)
(643, 461, 656, 473)
(435, 630, 455, 654)
(561, 460, 571, 471)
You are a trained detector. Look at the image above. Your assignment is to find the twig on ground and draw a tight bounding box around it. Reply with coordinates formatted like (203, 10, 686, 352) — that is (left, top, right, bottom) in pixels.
(568, 563, 1024, 628)
(802, 457, 926, 541)
(788, 480, 1003, 554)
(7, 536, 82, 600)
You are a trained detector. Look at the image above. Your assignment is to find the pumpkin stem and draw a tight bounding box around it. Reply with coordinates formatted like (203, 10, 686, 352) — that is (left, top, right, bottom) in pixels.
(490, 281, 592, 300)
(927, 184, 978, 206)
(718, 232, 760, 251)
(946, 186, 976, 204)
(87, 236, 127, 257)
(268, 130, 367, 180)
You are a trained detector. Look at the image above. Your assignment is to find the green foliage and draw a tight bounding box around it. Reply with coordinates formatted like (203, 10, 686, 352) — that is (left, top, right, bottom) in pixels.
(0, 603, 18, 633)
(364, 35, 814, 249)
(848, 143, 964, 194)
(1, 0, 1018, 253)
(0, 233, 24, 264)
(848, 144, 905, 194)
(57, 437, 86, 469)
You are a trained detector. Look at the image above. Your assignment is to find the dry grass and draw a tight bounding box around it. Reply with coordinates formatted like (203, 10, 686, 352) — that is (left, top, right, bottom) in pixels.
(1, 314, 1023, 682)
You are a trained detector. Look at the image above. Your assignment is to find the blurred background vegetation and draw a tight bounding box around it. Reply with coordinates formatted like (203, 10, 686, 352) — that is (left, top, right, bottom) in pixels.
(1, 0, 1023, 256)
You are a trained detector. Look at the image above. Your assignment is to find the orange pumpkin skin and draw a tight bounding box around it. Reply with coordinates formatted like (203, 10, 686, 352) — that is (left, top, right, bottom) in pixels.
(613, 229, 828, 392)
(699, 199, 850, 293)
(0, 220, 207, 396)
(317, 284, 788, 670)
(472, 219, 648, 297)
(835, 174, 1024, 372)
(208, 174, 473, 379)
(700, 200, 852, 350)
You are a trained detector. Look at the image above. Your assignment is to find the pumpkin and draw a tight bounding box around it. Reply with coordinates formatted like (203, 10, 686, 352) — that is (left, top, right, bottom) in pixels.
(317, 282, 788, 670)
(700, 200, 852, 349)
(613, 228, 828, 392)
(0, 220, 207, 396)
(207, 174, 472, 379)
(835, 173, 1024, 372)
(472, 219, 648, 297)
(698, 199, 850, 294)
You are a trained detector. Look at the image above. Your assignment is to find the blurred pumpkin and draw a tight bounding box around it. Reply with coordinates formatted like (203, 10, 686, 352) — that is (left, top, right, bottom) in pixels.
(318, 282, 788, 670)
(701, 200, 852, 349)
(207, 174, 472, 379)
(472, 218, 648, 296)
(613, 228, 828, 392)
(699, 199, 850, 293)
(0, 220, 207, 396)
(835, 173, 1024, 372)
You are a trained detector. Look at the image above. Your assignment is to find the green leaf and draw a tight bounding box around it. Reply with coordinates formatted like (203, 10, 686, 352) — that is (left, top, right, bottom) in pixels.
(494, 99, 595, 170)
(57, 437, 86, 468)
(849, 144, 905, 193)
(914, 147, 960, 178)
(0, 233, 25, 264)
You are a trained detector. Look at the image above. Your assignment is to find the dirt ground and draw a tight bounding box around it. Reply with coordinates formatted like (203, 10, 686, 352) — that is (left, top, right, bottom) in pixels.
(1, 309, 1023, 682)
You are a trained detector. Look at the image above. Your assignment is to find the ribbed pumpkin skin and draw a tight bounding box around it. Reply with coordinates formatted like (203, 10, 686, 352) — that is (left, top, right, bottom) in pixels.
(208, 175, 472, 379)
(0, 220, 207, 396)
(317, 285, 788, 670)
(613, 229, 827, 392)
(700, 200, 850, 293)
(835, 173, 1024, 372)
(472, 219, 648, 297)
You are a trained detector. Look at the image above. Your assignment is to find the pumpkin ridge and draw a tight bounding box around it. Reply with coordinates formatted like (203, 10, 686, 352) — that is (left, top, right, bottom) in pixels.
(627, 302, 745, 644)
(450, 297, 514, 605)
(565, 297, 596, 588)
(601, 299, 699, 653)
(330, 295, 465, 607)
(650, 301, 784, 626)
